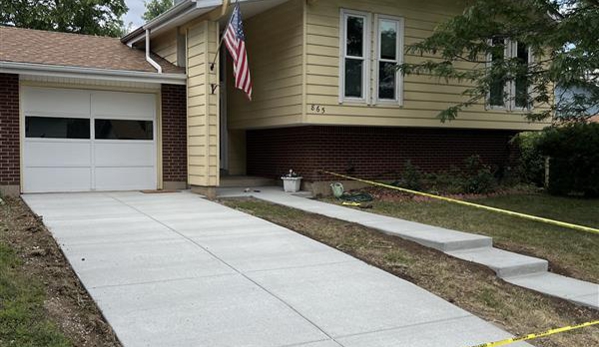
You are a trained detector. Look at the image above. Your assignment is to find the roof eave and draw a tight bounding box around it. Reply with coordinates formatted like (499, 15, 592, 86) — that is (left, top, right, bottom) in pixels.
(0, 61, 187, 85)
(121, 0, 224, 46)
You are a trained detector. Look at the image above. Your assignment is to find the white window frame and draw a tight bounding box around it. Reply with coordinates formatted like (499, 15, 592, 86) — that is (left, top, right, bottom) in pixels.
(339, 9, 371, 104)
(374, 15, 404, 106)
(509, 41, 534, 111)
(486, 39, 533, 111)
(486, 38, 510, 110)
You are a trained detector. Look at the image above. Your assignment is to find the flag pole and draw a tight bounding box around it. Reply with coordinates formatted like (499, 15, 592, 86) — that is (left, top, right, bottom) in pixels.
(210, 0, 238, 71)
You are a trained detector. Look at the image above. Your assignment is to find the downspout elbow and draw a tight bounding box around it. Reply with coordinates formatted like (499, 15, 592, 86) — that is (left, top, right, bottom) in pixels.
(145, 29, 163, 74)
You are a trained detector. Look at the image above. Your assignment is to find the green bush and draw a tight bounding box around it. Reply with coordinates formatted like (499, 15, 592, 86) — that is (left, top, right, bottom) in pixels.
(510, 132, 545, 186)
(537, 123, 599, 197)
(399, 160, 423, 190)
(427, 166, 464, 194)
(461, 155, 497, 194)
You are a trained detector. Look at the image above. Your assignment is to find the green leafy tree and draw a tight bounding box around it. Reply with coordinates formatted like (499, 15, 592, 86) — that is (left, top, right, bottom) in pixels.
(0, 0, 128, 37)
(142, 0, 174, 22)
(398, 0, 599, 123)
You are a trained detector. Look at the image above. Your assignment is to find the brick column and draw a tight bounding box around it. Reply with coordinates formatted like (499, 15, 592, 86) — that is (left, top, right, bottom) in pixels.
(161, 84, 187, 190)
(0, 73, 20, 196)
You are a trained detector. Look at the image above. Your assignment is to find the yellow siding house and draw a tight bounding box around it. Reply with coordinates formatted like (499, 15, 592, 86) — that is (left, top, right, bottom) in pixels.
(125, 0, 550, 195)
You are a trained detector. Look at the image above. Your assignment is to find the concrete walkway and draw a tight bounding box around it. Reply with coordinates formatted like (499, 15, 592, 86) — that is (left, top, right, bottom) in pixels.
(218, 187, 599, 310)
(23, 191, 531, 347)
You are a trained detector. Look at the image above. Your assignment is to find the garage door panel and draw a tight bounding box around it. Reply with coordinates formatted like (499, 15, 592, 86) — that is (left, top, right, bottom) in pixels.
(23, 87, 91, 118)
(95, 142, 155, 167)
(95, 167, 156, 191)
(24, 168, 91, 193)
(24, 141, 91, 167)
(92, 92, 156, 120)
(23, 87, 158, 193)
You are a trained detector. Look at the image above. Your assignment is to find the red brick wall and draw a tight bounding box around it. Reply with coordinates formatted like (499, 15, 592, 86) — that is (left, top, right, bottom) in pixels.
(161, 84, 187, 183)
(0, 73, 20, 188)
(247, 126, 518, 181)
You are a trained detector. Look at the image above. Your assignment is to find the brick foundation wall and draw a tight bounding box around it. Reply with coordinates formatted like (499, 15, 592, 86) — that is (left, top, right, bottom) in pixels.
(161, 84, 187, 185)
(0, 73, 20, 194)
(247, 126, 518, 182)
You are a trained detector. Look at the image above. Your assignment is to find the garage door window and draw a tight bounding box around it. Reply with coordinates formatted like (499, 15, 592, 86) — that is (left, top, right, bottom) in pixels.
(25, 116, 90, 139)
(95, 119, 153, 140)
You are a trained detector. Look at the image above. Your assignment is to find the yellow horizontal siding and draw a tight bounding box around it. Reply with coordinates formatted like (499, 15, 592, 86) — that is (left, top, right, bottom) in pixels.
(227, 0, 304, 129)
(186, 21, 220, 187)
(304, 0, 551, 130)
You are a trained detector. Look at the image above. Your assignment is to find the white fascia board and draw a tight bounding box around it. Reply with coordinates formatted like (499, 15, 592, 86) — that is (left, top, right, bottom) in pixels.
(0, 62, 187, 85)
(127, 0, 221, 44)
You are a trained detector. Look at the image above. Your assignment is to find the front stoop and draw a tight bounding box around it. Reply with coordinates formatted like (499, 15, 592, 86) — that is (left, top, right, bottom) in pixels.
(218, 187, 599, 310)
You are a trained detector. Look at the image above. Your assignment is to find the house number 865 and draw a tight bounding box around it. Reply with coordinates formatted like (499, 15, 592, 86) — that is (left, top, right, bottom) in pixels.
(311, 104, 326, 114)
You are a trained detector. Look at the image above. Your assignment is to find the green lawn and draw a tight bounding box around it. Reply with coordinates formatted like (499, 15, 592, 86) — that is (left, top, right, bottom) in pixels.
(0, 242, 71, 347)
(327, 192, 599, 283)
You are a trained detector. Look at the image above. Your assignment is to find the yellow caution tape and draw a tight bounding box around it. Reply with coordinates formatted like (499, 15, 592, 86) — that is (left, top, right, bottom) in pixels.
(467, 320, 599, 347)
(323, 171, 599, 235)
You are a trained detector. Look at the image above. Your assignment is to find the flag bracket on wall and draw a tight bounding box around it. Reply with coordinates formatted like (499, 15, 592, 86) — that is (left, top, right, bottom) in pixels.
(209, 1, 253, 100)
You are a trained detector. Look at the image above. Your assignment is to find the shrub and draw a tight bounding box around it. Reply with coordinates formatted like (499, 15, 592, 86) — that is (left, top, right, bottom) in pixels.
(510, 132, 545, 186)
(427, 166, 464, 194)
(400, 160, 423, 190)
(536, 123, 599, 197)
(461, 155, 497, 194)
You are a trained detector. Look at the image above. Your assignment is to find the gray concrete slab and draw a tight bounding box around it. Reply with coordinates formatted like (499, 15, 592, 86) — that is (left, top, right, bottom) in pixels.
(90, 275, 328, 347)
(247, 261, 473, 338)
(571, 293, 599, 308)
(61, 238, 235, 288)
(46, 217, 178, 245)
(293, 341, 343, 347)
(197, 231, 354, 272)
(23, 191, 535, 347)
(336, 316, 530, 347)
(447, 247, 548, 278)
(504, 272, 599, 309)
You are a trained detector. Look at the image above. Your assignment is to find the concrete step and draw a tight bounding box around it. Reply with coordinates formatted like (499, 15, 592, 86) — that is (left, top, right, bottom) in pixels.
(220, 176, 277, 188)
(368, 223, 494, 252)
(504, 272, 599, 310)
(447, 247, 548, 278)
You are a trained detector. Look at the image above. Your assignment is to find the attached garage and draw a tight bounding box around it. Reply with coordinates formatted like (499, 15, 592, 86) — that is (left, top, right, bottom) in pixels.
(22, 87, 158, 193)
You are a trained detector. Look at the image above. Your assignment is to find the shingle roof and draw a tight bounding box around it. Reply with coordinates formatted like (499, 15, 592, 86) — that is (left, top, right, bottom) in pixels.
(0, 26, 184, 74)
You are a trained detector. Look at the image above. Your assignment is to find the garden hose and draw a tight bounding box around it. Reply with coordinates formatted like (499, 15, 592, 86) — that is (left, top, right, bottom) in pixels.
(330, 182, 374, 203)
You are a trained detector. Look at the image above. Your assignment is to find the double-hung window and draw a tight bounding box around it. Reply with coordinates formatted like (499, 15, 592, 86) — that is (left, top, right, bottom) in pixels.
(340, 10, 404, 105)
(341, 10, 370, 102)
(488, 38, 532, 110)
(376, 16, 404, 104)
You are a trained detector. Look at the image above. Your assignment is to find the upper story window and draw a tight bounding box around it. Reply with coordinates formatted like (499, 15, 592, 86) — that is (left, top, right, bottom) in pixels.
(340, 10, 404, 105)
(488, 38, 532, 110)
(341, 10, 370, 102)
(376, 16, 404, 104)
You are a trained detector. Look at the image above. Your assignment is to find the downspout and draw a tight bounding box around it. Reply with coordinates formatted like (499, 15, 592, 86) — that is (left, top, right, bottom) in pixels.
(145, 29, 163, 73)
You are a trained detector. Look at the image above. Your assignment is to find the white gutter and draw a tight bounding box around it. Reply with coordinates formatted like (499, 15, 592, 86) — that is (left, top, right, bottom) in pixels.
(0, 61, 186, 85)
(145, 29, 163, 73)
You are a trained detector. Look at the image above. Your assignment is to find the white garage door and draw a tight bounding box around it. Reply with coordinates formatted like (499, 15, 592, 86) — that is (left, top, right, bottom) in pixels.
(23, 87, 157, 193)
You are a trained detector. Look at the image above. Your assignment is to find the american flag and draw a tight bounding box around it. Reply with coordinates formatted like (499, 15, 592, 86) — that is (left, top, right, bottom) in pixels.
(224, 4, 253, 100)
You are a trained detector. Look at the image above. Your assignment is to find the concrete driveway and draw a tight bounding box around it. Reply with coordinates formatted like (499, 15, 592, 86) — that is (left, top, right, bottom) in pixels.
(23, 191, 530, 347)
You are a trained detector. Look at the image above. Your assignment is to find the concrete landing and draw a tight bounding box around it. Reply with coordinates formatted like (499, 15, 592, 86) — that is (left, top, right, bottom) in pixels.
(218, 187, 599, 310)
(447, 247, 549, 278)
(23, 191, 533, 347)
